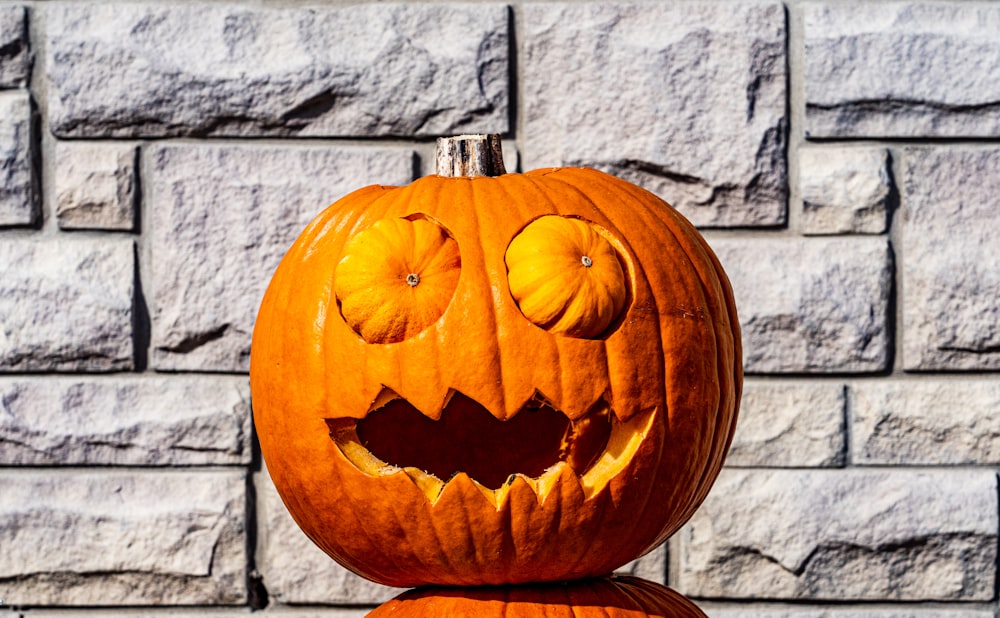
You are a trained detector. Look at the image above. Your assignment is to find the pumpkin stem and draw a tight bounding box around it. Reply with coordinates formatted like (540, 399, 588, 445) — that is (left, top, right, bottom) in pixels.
(435, 134, 506, 178)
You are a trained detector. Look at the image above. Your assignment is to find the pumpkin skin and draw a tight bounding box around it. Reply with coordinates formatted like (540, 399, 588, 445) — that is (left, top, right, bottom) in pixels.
(250, 166, 741, 587)
(367, 576, 708, 618)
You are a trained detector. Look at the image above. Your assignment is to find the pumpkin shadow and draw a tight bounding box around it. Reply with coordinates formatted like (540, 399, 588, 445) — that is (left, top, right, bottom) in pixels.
(367, 575, 707, 617)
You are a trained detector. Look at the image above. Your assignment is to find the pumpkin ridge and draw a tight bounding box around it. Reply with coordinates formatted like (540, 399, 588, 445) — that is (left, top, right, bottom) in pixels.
(538, 169, 683, 565)
(323, 183, 421, 418)
(517, 172, 619, 416)
(525, 169, 659, 423)
(320, 439, 421, 584)
(643, 197, 738, 538)
(584, 168, 737, 548)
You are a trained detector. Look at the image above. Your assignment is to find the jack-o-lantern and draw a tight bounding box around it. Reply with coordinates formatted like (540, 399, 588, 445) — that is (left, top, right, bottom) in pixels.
(250, 135, 741, 587)
(368, 576, 708, 617)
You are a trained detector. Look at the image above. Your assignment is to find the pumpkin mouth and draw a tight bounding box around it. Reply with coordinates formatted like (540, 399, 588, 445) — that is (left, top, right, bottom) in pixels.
(327, 393, 656, 505)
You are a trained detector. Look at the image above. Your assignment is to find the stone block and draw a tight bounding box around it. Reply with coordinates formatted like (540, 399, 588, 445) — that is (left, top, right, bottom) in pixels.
(799, 147, 891, 235)
(149, 144, 414, 371)
(0, 471, 247, 605)
(0, 6, 29, 88)
(0, 238, 133, 371)
(679, 469, 997, 600)
(0, 376, 250, 465)
(46, 3, 508, 138)
(55, 142, 137, 231)
(615, 543, 666, 585)
(255, 468, 401, 605)
(727, 381, 845, 467)
(712, 238, 890, 373)
(805, 3, 1000, 138)
(850, 380, 1000, 465)
(523, 2, 787, 227)
(0, 92, 35, 226)
(901, 148, 1000, 370)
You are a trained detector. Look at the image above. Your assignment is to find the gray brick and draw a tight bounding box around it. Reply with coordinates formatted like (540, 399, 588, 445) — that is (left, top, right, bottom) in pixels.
(727, 381, 845, 467)
(615, 544, 666, 585)
(55, 142, 137, 231)
(255, 469, 400, 605)
(46, 3, 508, 138)
(0, 6, 29, 88)
(0, 376, 250, 465)
(713, 238, 891, 373)
(805, 3, 1000, 138)
(149, 144, 414, 372)
(901, 148, 1000, 370)
(523, 2, 787, 227)
(679, 469, 997, 600)
(800, 147, 891, 235)
(0, 238, 133, 371)
(0, 92, 35, 226)
(0, 471, 247, 605)
(851, 380, 1000, 465)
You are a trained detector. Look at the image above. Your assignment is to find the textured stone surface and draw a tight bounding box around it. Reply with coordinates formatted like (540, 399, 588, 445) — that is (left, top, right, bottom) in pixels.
(679, 469, 997, 600)
(713, 238, 891, 373)
(615, 543, 667, 584)
(0, 376, 250, 465)
(0, 6, 28, 88)
(0, 238, 133, 371)
(0, 92, 35, 226)
(902, 148, 1000, 370)
(727, 381, 845, 467)
(800, 147, 891, 235)
(46, 3, 508, 138)
(149, 144, 414, 371)
(55, 142, 137, 230)
(256, 469, 400, 605)
(0, 471, 246, 605)
(705, 608, 995, 618)
(851, 380, 1000, 465)
(523, 2, 787, 227)
(805, 3, 1000, 138)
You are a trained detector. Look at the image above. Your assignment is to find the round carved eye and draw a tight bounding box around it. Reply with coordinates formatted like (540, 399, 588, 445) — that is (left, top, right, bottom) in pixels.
(505, 216, 628, 339)
(335, 217, 460, 343)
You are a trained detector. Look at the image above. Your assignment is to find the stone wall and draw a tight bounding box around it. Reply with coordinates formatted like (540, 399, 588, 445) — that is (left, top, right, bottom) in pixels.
(1, 1, 997, 616)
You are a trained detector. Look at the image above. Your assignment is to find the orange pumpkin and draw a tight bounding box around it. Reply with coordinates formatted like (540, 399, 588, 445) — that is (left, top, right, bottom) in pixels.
(250, 135, 741, 587)
(367, 576, 708, 618)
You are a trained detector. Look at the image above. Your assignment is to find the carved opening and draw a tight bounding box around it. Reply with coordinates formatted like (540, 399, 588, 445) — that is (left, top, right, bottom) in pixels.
(331, 393, 612, 490)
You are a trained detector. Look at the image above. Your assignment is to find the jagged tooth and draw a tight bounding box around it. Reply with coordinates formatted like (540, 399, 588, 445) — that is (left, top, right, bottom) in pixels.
(367, 384, 448, 420)
(402, 467, 446, 504)
(438, 472, 500, 509)
(402, 388, 447, 421)
(537, 461, 576, 501)
(366, 386, 402, 413)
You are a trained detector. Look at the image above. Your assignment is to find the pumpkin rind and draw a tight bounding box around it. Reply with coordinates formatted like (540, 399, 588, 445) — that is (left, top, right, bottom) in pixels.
(250, 166, 742, 587)
(367, 576, 708, 618)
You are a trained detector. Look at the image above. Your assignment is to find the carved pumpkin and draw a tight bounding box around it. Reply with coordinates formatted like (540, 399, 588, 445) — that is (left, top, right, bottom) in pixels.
(250, 135, 741, 587)
(367, 576, 708, 618)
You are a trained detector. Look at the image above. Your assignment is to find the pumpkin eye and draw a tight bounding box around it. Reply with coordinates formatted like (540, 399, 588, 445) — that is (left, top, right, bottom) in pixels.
(505, 216, 628, 339)
(334, 216, 461, 343)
